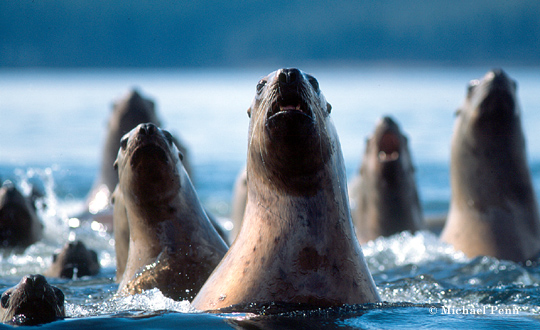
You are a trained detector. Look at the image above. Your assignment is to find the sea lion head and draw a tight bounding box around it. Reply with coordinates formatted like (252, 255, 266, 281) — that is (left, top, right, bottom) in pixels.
(0, 274, 65, 326)
(0, 182, 43, 248)
(97, 89, 162, 196)
(111, 89, 160, 136)
(457, 69, 519, 139)
(114, 123, 184, 205)
(361, 116, 413, 184)
(49, 240, 100, 279)
(247, 68, 334, 194)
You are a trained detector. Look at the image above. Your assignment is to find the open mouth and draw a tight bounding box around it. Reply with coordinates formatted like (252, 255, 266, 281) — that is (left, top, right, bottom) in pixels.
(130, 144, 169, 167)
(377, 131, 400, 162)
(268, 94, 311, 119)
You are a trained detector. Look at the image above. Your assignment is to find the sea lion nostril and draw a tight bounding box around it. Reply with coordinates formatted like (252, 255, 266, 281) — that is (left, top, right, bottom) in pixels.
(139, 123, 157, 136)
(278, 68, 299, 85)
(278, 71, 288, 84)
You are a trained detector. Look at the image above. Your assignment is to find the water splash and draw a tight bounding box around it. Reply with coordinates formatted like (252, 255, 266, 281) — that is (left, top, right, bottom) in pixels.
(66, 289, 194, 317)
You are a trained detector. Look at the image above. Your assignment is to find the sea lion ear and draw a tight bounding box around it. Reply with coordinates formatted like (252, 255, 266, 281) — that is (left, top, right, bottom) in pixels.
(178, 151, 184, 161)
(113, 159, 118, 170)
(247, 107, 252, 118)
(326, 102, 332, 114)
(52, 253, 58, 263)
(455, 108, 461, 117)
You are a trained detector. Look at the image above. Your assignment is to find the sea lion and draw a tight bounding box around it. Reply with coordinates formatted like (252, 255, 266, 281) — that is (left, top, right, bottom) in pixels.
(0, 182, 43, 251)
(441, 69, 540, 262)
(114, 123, 228, 301)
(113, 175, 229, 283)
(0, 274, 65, 326)
(229, 167, 247, 242)
(44, 240, 100, 279)
(85, 89, 192, 224)
(191, 68, 380, 311)
(349, 116, 424, 244)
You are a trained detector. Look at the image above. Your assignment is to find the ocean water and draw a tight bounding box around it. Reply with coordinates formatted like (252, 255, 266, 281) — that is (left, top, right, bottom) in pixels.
(1, 66, 540, 328)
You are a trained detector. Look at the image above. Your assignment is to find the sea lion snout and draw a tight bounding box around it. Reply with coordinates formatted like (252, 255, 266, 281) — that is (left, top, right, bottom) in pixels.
(21, 274, 48, 299)
(137, 123, 158, 136)
(277, 68, 300, 86)
(379, 116, 398, 130)
(376, 117, 402, 163)
(485, 69, 515, 92)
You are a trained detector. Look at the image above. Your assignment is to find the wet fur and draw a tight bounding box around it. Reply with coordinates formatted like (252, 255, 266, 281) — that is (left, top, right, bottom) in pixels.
(350, 117, 424, 243)
(114, 124, 227, 301)
(442, 70, 540, 262)
(192, 69, 380, 311)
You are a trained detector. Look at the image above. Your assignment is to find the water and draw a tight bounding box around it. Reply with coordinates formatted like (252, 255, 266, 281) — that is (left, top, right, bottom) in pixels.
(1, 66, 540, 328)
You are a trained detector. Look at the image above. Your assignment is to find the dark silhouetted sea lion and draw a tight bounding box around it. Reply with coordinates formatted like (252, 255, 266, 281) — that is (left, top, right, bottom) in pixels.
(44, 240, 100, 279)
(85, 89, 192, 227)
(0, 274, 65, 326)
(0, 182, 43, 251)
(441, 69, 540, 262)
(349, 116, 424, 243)
(191, 68, 380, 311)
(114, 123, 228, 301)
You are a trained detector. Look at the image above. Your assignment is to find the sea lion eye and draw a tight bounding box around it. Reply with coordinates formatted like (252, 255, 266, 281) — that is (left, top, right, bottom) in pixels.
(467, 79, 480, 97)
(120, 136, 128, 150)
(163, 131, 174, 145)
(256, 80, 266, 94)
(308, 76, 320, 93)
(1, 292, 10, 308)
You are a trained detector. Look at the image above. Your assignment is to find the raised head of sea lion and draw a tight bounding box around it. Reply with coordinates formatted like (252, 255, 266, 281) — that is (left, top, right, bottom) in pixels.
(191, 68, 380, 311)
(0, 274, 65, 326)
(349, 116, 424, 244)
(114, 123, 228, 301)
(44, 240, 100, 279)
(441, 69, 540, 262)
(85, 89, 192, 219)
(0, 182, 43, 251)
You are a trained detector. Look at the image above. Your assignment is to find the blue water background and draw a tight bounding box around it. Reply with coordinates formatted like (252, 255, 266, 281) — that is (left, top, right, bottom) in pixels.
(1, 66, 540, 328)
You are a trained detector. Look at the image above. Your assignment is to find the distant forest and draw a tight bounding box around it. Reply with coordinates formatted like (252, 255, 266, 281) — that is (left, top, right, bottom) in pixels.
(1, 0, 539, 67)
